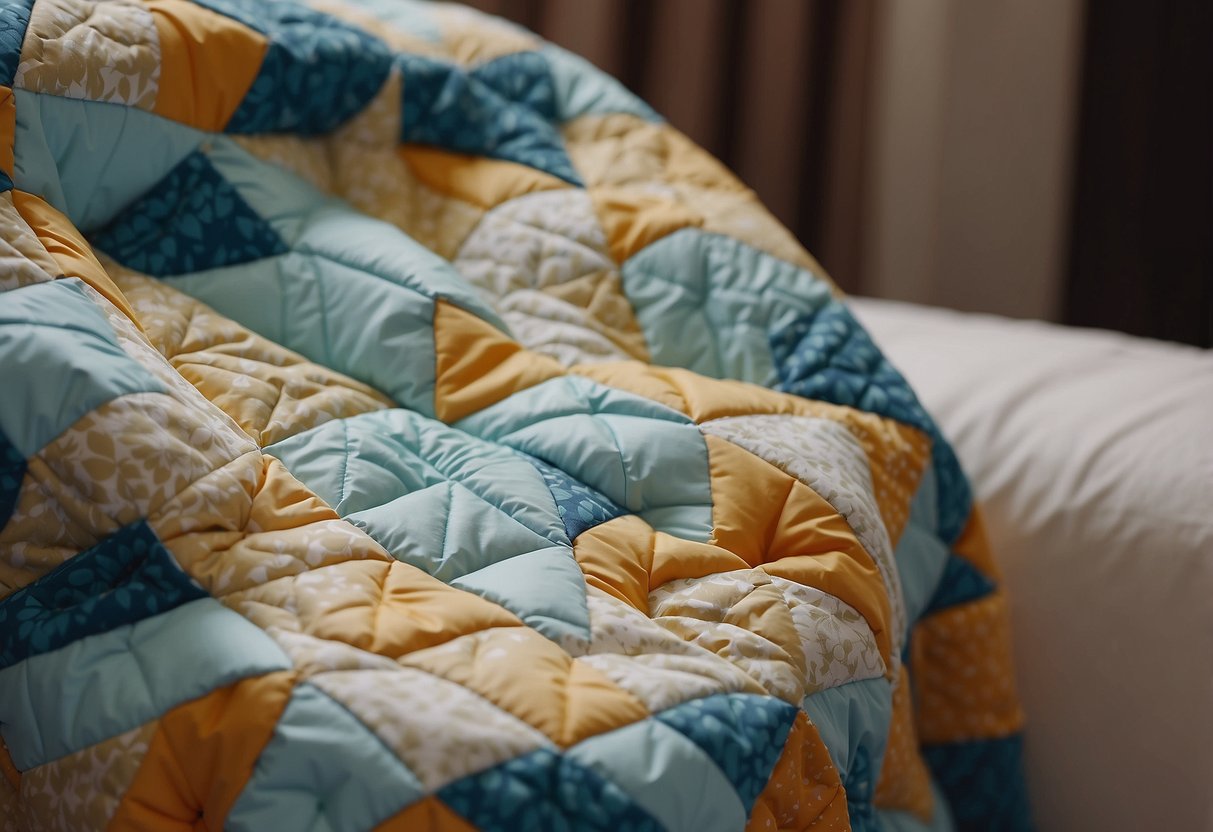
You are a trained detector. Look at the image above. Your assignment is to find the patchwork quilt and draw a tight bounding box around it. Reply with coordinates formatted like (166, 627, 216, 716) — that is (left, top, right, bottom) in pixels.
(0, 1, 1031, 830)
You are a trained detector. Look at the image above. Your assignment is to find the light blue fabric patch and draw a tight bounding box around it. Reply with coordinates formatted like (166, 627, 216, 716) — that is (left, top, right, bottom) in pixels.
(542, 44, 660, 123)
(338, 0, 442, 42)
(227, 683, 425, 832)
(451, 546, 590, 644)
(268, 409, 565, 547)
(0, 279, 163, 458)
(0, 597, 290, 770)
(566, 717, 747, 832)
(893, 470, 950, 626)
(877, 781, 957, 832)
(455, 375, 713, 541)
(165, 252, 438, 415)
(13, 90, 206, 232)
(621, 228, 834, 385)
(268, 409, 589, 644)
(802, 677, 894, 832)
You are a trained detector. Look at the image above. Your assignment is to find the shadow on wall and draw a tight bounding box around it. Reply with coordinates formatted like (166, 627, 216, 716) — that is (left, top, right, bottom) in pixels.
(463, 0, 1212, 347)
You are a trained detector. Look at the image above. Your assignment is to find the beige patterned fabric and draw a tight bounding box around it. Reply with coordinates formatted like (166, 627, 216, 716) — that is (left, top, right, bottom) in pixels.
(15, 0, 160, 108)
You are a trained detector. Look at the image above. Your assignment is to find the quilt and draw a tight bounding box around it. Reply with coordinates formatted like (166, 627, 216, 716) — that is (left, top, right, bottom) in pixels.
(0, 1, 1030, 830)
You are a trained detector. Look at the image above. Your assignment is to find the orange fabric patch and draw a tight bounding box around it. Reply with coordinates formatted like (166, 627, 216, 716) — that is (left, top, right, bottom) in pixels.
(433, 299, 565, 423)
(746, 712, 849, 832)
(399, 145, 570, 210)
(650, 531, 751, 589)
(572, 514, 653, 613)
(375, 797, 479, 832)
(705, 435, 893, 669)
(0, 87, 14, 181)
(873, 666, 934, 819)
(0, 741, 19, 791)
(590, 186, 703, 263)
(951, 505, 1002, 582)
(913, 591, 1026, 744)
(147, 0, 268, 131)
(107, 671, 295, 831)
(11, 190, 141, 325)
(403, 628, 649, 747)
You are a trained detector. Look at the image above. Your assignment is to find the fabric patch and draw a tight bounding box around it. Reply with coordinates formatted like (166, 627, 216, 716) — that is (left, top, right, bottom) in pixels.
(398, 51, 581, 185)
(0, 0, 33, 87)
(0, 278, 166, 459)
(192, 0, 392, 134)
(770, 301, 972, 543)
(438, 747, 662, 831)
(0, 519, 205, 669)
(922, 734, 1032, 832)
(227, 683, 426, 831)
(15, 0, 161, 108)
(653, 692, 799, 814)
(523, 452, 626, 541)
(0, 428, 22, 533)
(923, 553, 996, 616)
(90, 151, 288, 276)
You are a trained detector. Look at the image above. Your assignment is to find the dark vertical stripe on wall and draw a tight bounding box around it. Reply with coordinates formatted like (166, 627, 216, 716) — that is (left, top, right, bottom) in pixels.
(1066, 0, 1213, 346)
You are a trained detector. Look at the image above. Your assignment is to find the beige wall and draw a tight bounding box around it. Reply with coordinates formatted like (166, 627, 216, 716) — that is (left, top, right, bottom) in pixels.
(863, 0, 1085, 321)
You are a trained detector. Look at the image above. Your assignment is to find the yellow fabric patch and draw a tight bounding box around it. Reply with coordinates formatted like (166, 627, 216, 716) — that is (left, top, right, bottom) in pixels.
(572, 514, 653, 614)
(563, 115, 742, 192)
(400, 145, 571, 210)
(375, 797, 480, 832)
(154, 454, 391, 597)
(403, 627, 649, 747)
(107, 671, 295, 830)
(590, 186, 703, 264)
(433, 298, 565, 423)
(11, 190, 141, 326)
(146, 0, 268, 131)
(0, 87, 14, 181)
(111, 264, 393, 447)
(913, 591, 1026, 744)
(874, 665, 935, 820)
(229, 559, 523, 660)
(745, 711, 848, 831)
(951, 505, 1003, 582)
(428, 4, 539, 65)
(706, 434, 893, 671)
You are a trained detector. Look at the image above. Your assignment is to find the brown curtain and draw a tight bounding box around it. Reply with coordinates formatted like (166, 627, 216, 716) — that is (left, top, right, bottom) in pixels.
(463, 0, 876, 294)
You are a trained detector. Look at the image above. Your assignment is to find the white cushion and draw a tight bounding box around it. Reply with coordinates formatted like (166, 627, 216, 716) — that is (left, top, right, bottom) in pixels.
(852, 297, 1213, 832)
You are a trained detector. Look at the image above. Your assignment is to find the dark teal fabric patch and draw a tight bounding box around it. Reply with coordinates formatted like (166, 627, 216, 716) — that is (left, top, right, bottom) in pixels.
(398, 51, 582, 185)
(0, 0, 34, 87)
(923, 734, 1033, 832)
(523, 452, 626, 542)
(194, 0, 392, 135)
(653, 693, 799, 814)
(90, 150, 288, 276)
(438, 747, 662, 831)
(923, 553, 996, 616)
(770, 301, 973, 544)
(0, 427, 23, 533)
(0, 519, 207, 670)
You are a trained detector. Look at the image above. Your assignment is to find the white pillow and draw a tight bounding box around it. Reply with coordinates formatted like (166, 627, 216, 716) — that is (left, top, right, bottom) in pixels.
(853, 298, 1213, 832)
